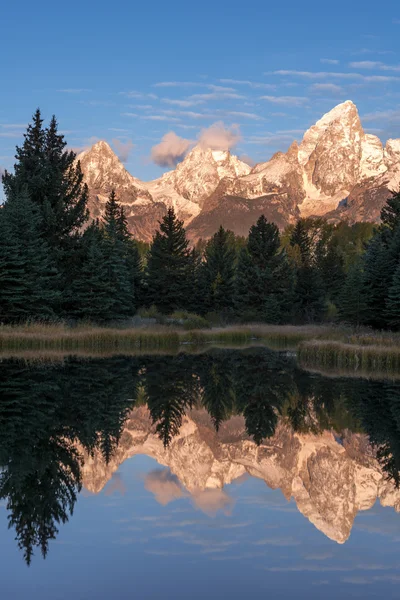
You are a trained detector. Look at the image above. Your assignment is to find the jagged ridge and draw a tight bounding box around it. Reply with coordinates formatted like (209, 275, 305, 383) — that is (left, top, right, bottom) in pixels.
(77, 102, 400, 242)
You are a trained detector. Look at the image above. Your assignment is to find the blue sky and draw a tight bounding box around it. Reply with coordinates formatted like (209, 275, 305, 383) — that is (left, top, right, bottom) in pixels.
(2, 455, 400, 599)
(1, 0, 400, 190)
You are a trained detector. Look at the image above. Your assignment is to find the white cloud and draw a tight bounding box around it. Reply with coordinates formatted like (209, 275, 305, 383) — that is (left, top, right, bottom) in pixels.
(349, 60, 400, 72)
(219, 78, 276, 90)
(224, 111, 264, 121)
(198, 121, 241, 150)
(188, 92, 246, 101)
(151, 131, 192, 167)
(120, 91, 158, 99)
(191, 489, 234, 517)
(161, 98, 204, 108)
(362, 108, 400, 122)
(112, 138, 135, 163)
(57, 88, 91, 93)
(320, 58, 339, 65)
(144, 469, 186, 504)
(310, 83, 344, 94)
(0, 123, 26, 129)
(260, 95, 308, 106)
(153, 81, 204, 88)
(239, 154, 256, 166)
(271, 69, 400, 82)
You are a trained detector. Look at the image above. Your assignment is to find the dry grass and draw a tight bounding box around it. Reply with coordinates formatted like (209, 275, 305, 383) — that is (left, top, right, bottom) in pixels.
(0, 322, 335, 356)
(298, 340, 400, 377)
(2, 322, 400, 374)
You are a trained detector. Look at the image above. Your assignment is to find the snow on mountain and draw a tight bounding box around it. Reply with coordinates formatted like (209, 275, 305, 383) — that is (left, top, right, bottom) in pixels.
(77, 102, 400, 241)
(144, 146, 251, 222)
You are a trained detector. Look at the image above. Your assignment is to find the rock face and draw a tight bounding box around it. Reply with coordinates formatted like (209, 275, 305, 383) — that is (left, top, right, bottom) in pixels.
(80, 408, 400, 544)
(77, 102, 400, 242)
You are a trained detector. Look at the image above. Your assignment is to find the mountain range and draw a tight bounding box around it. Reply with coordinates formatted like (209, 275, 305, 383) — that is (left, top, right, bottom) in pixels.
(77, 100, 400, 242)
(81, 407, 400, 545)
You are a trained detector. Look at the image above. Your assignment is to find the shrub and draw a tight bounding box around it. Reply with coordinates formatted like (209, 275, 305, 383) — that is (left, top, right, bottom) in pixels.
(183, 315, 211, 330)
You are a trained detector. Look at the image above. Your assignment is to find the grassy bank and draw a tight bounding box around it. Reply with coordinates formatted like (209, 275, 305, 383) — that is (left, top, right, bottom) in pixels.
(298, 340, 400, 377)
(2, 323, 400, 378)
(0, 322, 336, 356)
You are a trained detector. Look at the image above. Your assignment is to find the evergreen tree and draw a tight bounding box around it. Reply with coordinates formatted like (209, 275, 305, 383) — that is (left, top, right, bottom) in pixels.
(2, 111, 89, 249)
(386, 261, 400, 329)
(235, 216, 293, 322)
(201, 226, 236, 315)
(0, 189, 60, 322)
(2, 110, 89, 318)
(69, 222, 113, 322)
(290, 220, 326, 323)
(339, 262, 366, 326)
(101, 190, 134, 319)
(146, 208, 192, 313)
(361, 191, 400, 329)
(116, 205, 144, 309)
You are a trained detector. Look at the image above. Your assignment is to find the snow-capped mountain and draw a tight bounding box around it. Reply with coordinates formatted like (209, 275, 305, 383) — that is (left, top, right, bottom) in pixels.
(77, 101, 400, 242)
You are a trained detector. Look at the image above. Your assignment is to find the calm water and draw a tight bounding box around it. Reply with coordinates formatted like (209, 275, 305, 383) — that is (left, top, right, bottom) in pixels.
(1, 348, 400, 599)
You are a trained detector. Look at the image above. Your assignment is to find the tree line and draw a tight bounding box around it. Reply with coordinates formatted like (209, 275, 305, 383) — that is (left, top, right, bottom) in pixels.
(1, 109, 399, 328)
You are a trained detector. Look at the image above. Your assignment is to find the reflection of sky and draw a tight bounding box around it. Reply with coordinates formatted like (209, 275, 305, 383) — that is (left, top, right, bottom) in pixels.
(2, 455, 400, 599)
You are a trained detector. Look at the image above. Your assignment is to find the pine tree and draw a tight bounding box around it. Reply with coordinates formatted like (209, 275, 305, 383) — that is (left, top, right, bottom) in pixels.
(69, 222, 113, 322)
(362, 232, 394, 328)
(386, 261, 400, 329)
(2, 110, 89, 318)
(201, 226, 236, 315)
(115, 204, 144, 309)
(290, 219, 326, 323)
(339, 262, 366, 326)
(0, 189, 60, 322)
(381, 190, 400, 233)
(235, 216, 294, 322)
(146, 208, 192, 313)
(101, 190, 134, 319)
(3, 111, 88, 247)
(361, 192, 400, 328)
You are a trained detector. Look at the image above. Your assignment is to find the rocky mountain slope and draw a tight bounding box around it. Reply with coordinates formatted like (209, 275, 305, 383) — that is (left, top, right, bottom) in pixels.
(77, 101, 400, 242)
(80, 408, 400, 544)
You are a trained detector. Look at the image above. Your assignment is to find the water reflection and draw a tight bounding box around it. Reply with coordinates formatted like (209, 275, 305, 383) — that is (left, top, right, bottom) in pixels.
(1, 349, 400, 562)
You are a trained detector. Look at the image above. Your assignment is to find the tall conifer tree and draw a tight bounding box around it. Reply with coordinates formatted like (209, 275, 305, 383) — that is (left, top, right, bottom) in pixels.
(235, 216, 293, 322)
(0, 189, 60, 322)
(146, 208, 191, 313)
(201, 226, 236, 315)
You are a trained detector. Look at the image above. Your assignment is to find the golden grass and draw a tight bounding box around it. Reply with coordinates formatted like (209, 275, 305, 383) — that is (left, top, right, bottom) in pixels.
(0, 322, 334, 357)
(298, 340, 400, 377)
(2, 323, 400, 376)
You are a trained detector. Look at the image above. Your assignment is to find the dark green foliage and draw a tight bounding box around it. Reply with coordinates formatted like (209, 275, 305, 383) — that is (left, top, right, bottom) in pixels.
(235, 216, 294, 323)
(69, 222, 113, 321)
(386, 262, 400, 329)
(201, 226, 236, 315)
(289, 220, 326, 323)
(2, 110, 89, 250)
(101, 190, 135, 319)
(361, 191, 400, 329)
(146, 208, 192, 313)
(0, 190, 60, 322)
(339, 261, 366, 326)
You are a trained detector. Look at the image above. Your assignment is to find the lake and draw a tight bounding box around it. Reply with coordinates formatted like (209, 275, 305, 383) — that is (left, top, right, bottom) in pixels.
(1, 347, 400, 599)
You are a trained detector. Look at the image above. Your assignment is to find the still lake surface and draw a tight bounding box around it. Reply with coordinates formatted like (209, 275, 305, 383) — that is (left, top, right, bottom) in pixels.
(1, 348, 400, 599)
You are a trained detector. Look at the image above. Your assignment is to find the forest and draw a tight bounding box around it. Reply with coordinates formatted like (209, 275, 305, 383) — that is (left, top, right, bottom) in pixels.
(1, 109, 399, 331)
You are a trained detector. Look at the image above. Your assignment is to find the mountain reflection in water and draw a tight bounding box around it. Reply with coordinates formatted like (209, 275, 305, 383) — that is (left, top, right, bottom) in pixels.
(1, 348, 400, 564)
